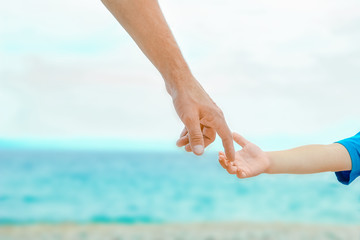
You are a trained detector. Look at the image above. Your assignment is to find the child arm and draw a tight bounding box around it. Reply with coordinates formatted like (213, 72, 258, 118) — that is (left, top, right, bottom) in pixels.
(219, 133, 353, 179)
(266, 143, 351, 174)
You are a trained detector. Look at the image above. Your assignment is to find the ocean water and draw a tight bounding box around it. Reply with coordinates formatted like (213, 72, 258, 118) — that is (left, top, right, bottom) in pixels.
(0, 150, 359, 224)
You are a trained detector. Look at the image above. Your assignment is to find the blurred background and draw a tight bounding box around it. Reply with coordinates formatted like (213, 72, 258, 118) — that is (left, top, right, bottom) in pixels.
(0, 0, 360, 237)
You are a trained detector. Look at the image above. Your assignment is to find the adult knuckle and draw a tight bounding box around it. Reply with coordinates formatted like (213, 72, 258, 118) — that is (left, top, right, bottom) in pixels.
(182, 115, 194, 125)
(217, 108, 224, 118)
(191, 132, 203, 139)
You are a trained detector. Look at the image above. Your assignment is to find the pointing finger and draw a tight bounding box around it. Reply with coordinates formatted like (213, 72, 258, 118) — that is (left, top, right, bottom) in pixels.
(216, 119, 235, 161)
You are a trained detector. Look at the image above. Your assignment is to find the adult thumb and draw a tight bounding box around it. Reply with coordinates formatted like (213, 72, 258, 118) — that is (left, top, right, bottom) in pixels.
(186, 120, 204, 155)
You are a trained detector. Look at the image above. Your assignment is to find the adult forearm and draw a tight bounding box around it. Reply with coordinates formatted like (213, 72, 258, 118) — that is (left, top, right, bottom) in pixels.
(101, 0, 193, 95)
(102, 0, 235, 160)
(266, 143, 351, 174)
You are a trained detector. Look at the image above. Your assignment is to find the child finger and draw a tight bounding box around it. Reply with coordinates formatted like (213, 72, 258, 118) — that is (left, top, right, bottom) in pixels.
(219, 151, 225, 157)
(219, 158, 227, 169)
(236, 169, 247, 179)
(227, 165, 238, 174)
(232, 132, 249, 148)
(219, 154, 225, 160)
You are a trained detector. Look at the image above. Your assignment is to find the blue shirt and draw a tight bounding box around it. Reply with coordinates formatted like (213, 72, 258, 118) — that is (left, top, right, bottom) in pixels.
(335, 132, 360, 185)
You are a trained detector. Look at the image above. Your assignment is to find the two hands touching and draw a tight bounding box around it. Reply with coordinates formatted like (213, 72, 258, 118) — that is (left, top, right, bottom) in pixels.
(178, 129, 271, 179)
(101, 0, 235, 162)
(218, 133, 270, 179)
(163, 71, 351, 179)
(216, 133, 352, 178)
(172, 86, 271, 179)
(101, 0, 351, 178)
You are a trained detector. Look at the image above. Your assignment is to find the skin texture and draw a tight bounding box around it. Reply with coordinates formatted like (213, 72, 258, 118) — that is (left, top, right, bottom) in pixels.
(219, 133, 352, 179)
(101, 0, 235, 160)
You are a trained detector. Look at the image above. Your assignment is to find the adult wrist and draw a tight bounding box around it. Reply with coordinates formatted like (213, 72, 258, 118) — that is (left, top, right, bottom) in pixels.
(163, 70, 197, 97)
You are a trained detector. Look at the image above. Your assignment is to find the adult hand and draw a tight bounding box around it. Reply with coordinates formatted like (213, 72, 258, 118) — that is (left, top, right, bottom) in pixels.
(170, 77, 235, 161)
(102, 0, 234, 160)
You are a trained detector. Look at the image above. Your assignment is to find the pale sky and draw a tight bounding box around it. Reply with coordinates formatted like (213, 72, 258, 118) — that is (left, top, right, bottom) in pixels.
(0, 0, 359, 149)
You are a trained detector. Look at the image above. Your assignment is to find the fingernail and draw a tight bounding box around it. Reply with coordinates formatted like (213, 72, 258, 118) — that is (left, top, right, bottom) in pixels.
(193, 145, 204, 155)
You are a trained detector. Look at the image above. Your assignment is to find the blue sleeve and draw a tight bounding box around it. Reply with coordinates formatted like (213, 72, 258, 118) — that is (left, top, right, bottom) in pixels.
(335, 132, 360, 185)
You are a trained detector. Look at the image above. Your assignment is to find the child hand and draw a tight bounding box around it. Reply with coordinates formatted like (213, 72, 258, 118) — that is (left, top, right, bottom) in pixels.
(218, 133, 270, 178)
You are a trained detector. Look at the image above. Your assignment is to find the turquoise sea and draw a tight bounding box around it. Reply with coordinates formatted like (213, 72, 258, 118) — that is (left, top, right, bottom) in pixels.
(0, 150, 360, 224)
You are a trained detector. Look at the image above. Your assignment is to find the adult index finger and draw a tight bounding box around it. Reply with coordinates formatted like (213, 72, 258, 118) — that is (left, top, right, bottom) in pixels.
(216, 119, 235, 161)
